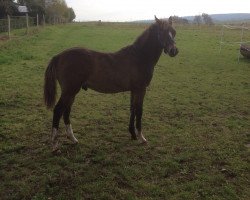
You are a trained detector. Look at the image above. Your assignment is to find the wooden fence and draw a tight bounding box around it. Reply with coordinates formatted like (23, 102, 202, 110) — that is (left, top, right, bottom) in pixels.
(0, 14, 45, 39)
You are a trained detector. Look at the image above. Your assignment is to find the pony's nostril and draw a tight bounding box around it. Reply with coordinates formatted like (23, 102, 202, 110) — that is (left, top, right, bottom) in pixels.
(175, 48, 179, 55)
(169, 48, 178, 57)
(170, 48, 175, 55)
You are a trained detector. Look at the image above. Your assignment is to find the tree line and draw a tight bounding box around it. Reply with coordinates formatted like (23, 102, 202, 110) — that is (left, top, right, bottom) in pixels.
(168, 13, 214, 25)
(193, 13, 214, 26)
(0, 0, 76, 24)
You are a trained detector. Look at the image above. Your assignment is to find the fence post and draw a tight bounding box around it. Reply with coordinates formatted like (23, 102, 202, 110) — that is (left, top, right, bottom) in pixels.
(219, 25, 224, 53)
(26, 13, 29, 34)
(238, 25, 245, 62)
(43, 14, 45, 26)
(37, 14, 39, 27)
(7, 15, 11, 39)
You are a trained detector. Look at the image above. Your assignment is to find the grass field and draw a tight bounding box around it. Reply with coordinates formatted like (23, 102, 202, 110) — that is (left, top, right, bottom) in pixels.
(0, 23, 249, 200)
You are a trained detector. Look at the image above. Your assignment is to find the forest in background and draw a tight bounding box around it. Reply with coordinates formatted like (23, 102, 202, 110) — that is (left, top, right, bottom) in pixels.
(0, 0, 76, 23)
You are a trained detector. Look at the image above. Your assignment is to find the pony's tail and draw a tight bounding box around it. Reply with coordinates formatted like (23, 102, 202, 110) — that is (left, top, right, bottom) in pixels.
(44, 56, 58, 109)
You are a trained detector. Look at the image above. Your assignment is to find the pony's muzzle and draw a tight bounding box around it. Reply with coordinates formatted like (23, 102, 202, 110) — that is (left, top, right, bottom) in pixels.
(169, 47, 179, 57)
(164, 45, 178, 57)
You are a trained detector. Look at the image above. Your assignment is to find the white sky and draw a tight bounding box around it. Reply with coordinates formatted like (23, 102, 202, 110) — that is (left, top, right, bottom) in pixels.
(66, 0, 250, 22)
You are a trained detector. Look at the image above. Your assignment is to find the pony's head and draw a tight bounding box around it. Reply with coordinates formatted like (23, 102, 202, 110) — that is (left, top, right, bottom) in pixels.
(155, 16, 179, 57)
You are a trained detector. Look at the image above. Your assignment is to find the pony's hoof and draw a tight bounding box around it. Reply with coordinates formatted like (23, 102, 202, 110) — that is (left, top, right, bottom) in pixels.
(131, 135, 137, 140)
(65, 124, 78, 144)
(139, 138, 148, 145)
(51, 143, 60, 153)
(52, 148, 61, 155)
(67, 135, 79, 144)
(137, 132, 147, 144)
(72, 139, 79, 144)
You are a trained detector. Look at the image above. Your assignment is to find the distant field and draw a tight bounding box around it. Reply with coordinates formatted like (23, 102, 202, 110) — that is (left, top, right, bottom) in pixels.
(0, 23, 249, 199)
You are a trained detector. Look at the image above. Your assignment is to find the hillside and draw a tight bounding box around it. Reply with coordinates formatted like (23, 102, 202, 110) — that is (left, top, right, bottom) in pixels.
(134, 13, 250, 23)
(185, 13, 250, 22)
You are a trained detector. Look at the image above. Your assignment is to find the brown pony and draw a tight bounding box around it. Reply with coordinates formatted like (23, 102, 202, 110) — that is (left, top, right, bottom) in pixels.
(44, 16, 178, 151)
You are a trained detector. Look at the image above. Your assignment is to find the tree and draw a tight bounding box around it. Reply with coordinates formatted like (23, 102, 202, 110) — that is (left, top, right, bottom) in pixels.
(16, 0, 76, 24)
(171, 16, 189, 25)
(202, 13, 214, 26)
(17, 0, 45, 15)
(0, 0, 18, 18)
(17, 0, 45, 24)
(45, 0, 76, 23)
(2, 0, 76, 23)
(67, 7, 75, 22)
(193, 15, 202, 26)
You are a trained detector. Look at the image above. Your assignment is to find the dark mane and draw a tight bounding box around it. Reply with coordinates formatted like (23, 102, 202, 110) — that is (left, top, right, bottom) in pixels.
(115, 22, 161, 66)
(133, 23, 158, 48)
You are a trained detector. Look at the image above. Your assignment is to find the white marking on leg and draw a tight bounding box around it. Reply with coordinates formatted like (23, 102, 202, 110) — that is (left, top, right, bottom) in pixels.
(65, 124, 78, 144)
(51, 128, 59, 152)
(137, 131, 147, 144)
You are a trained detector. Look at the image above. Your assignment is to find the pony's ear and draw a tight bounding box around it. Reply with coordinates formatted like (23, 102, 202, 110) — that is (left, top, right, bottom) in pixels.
(169, 16, 173, 25)
(155, 15, 161, 24)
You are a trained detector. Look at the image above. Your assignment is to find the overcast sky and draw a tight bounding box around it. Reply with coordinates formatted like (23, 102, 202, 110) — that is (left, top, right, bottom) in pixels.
(66, 0, 250, 22)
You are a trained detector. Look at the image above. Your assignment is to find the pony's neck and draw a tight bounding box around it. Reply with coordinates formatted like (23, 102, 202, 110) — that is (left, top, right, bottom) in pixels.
(133, 24, 163, 66)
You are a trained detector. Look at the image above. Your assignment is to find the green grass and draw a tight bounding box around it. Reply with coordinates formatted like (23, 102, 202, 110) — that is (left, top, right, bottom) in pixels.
(0, 23, 249, 200)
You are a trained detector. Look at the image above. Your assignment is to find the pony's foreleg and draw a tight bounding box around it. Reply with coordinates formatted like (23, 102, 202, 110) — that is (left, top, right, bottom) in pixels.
(65, 124, 78, 143)
(135, 104, 147, 143)
(129, 92, 137, 140)
(51, 127, 59, 152)
(134, 89, 147, 144)
(63, 105, 78, 144)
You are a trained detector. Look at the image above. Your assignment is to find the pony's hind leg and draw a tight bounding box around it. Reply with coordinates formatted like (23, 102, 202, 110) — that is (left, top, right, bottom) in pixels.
(63, 101, 78, 144)
(51, 93, 77, 151)
(51, 97, 65, 151)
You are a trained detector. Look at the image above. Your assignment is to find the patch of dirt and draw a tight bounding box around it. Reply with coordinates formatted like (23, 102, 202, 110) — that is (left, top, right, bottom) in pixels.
(0, 35, 9, 41)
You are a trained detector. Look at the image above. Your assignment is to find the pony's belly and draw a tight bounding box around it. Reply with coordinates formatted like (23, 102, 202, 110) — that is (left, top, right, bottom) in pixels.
(87, 85, 129, 93)
(85, 80, 130, 94)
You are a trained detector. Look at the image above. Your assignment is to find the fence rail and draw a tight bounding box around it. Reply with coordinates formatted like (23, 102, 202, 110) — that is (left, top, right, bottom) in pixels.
(0, 14, 44, 39)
